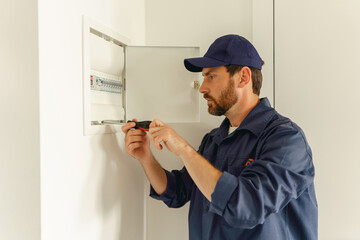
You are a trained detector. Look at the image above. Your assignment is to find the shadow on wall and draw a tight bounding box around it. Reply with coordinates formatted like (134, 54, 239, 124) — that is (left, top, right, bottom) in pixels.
(79, 125, 145, 240)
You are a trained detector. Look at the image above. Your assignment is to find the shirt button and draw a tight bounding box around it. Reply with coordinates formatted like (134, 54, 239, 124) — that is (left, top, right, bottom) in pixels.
(205, 206, 209, 212)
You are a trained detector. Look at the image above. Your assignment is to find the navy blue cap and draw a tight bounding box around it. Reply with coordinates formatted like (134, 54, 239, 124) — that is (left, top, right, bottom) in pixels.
(184, 34, 263, 72)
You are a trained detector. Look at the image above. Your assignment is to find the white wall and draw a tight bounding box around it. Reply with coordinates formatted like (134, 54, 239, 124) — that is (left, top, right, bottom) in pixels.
(38, 0, 146, 239)
(0, 0, 40, 239)
(145, 1, 273, 239)
(253, 0, 274, 106)
(275, 1, 360, 239)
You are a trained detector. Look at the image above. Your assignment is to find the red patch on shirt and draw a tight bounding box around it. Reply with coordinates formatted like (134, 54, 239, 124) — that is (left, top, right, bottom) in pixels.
(245, 158, 254, 166)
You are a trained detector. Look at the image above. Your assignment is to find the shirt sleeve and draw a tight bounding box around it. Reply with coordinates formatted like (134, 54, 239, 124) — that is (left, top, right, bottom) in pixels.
(209, 123, 315, 229)
(149, 133, 210, 208)
(149, 166, 194, 208)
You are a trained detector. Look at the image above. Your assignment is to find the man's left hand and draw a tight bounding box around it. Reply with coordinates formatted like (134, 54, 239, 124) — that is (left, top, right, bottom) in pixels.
(149, 119, 190, 156)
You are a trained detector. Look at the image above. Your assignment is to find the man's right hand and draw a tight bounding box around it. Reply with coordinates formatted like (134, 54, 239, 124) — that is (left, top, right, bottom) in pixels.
(122, 118, 152, 162)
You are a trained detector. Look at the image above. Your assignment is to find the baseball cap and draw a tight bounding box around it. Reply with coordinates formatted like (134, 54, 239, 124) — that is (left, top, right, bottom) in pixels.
(184, 34, 263, 72)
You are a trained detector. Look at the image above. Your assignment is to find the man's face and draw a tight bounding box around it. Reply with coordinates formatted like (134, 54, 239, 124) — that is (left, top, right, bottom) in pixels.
(200, 66, 238, 116)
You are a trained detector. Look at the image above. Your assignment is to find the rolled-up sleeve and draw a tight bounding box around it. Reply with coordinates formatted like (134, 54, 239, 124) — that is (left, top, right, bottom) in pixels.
(209, 172, 238, 215)
(150, 167, 194, 208)
(209, 124, 315, 229)
(150, 134, 210, 208)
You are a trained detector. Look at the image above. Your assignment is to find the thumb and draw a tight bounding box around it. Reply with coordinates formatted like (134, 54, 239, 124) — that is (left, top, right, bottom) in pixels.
(150, 118, 165, 128)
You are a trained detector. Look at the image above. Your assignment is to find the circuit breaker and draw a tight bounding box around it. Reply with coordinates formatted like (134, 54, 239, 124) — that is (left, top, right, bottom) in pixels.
(83, 16, 200, 135)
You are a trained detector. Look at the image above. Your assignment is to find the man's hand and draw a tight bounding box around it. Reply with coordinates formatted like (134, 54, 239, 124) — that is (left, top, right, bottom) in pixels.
(122, 118, 152, 162)
(149, 119, 191, 156)
(122, 119, 168, 195)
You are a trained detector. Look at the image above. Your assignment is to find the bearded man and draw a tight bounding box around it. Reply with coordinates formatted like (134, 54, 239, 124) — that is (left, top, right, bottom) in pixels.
(122, 35, 318, 240)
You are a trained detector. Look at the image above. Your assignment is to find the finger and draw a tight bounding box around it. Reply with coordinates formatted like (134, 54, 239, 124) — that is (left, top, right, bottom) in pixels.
(126, 135, 147, 151)
(121, 121, 136, 133)
(127, 135, 145, 144)
(157, 144, 163, 150)
(126, 130, 146, 144)
(128, 142, 144, 153)
(127, 129, 146, 137)
(149, 126, 162, 135)
(127, 136, 147, 147)
(149, 128, 167, 141)
(150, 134, 164, 151)
(152, 138, 163, 150)
(148, 128, 160, 143)
(150, 119, 165, 128)
(148, 127, 168, 150)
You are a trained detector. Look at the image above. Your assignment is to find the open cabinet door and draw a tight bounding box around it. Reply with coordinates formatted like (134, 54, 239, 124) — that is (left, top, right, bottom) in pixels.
(125, 46, 200, 123)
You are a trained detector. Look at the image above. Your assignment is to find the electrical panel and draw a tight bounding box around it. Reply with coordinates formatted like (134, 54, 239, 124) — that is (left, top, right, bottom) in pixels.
(83, 16, 200, 135)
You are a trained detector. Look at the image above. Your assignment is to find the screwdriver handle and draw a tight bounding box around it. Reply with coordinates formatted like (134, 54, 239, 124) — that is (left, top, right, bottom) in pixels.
(127, 120, 152, 131)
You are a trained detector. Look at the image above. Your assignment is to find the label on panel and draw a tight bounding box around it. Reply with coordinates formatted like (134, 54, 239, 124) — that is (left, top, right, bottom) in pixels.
(126, 46, 200, 123)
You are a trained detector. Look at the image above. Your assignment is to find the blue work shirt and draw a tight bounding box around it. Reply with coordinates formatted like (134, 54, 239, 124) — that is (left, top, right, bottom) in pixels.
(150, 98, 318, 239)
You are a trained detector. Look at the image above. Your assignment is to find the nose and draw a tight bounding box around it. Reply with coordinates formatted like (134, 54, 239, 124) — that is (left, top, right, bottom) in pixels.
(199, 79, 208, 95)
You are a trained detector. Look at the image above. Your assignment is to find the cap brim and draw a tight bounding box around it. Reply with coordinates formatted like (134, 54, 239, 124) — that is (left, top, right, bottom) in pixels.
(184, 57, 227, 72)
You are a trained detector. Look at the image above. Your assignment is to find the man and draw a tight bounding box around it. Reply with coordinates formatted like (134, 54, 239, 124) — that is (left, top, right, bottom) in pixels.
(122, 34, 318, 239)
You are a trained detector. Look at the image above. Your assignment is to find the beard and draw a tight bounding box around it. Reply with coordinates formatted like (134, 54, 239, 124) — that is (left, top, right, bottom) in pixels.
(204, 78, 238, 116)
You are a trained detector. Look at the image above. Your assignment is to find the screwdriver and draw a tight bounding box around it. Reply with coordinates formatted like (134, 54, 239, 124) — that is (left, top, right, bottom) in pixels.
(127, 120, 152, 131)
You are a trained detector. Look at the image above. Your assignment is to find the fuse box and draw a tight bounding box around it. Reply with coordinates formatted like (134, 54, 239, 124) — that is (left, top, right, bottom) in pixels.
(83, 16, 200, 135)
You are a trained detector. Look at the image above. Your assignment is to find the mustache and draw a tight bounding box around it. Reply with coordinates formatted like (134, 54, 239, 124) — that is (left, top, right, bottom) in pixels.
(203, 93, 215, 101)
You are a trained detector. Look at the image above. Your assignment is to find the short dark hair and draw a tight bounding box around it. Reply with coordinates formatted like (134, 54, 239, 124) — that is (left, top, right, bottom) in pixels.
(225, 62, 264, 95)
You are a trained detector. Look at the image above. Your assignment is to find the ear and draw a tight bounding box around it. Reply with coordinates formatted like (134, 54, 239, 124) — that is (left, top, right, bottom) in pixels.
(238, 67, 252, 88)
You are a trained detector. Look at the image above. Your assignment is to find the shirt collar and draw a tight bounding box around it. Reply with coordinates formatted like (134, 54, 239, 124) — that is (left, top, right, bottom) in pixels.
(212, 98, 276, 144)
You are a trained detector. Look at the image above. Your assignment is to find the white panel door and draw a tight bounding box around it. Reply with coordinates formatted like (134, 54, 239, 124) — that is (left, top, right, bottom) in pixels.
(126, 46, 200, 123)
